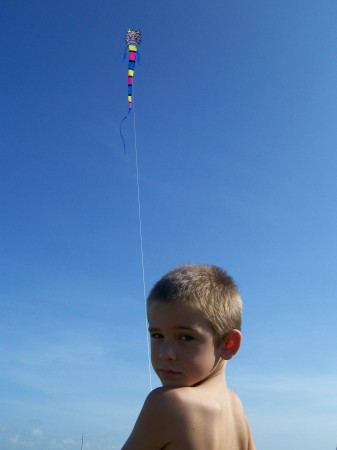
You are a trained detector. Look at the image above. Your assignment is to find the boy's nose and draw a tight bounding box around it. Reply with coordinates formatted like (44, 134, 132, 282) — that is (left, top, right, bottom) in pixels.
(159, 343, 177, 360)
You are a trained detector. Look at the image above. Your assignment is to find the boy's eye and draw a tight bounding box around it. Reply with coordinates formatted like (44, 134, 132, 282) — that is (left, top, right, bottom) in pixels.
(150, 333, 163, 339)
(179, 335, 194, 342)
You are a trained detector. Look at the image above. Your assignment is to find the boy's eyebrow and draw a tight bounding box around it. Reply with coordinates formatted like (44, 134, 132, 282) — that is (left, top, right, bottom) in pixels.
(148, 326, 199, 332)
(174, 326, 199, 331)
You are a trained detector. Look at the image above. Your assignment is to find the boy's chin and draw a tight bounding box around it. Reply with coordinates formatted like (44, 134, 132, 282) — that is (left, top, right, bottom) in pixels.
(159, 377, 189, 388)
(161, 381, 189, 388)
(159, 377, 199, 388)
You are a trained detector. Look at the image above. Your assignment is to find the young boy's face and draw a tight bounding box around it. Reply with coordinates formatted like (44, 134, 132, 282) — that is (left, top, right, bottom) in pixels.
(148, 301, 223, 387)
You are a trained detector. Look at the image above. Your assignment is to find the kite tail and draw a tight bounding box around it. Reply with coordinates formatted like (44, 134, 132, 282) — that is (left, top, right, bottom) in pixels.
(120, 108, 131, 153)
(120, 44, 137, 152)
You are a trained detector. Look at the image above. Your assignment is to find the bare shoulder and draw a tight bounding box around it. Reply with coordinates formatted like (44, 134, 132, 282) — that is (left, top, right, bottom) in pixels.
(121, 387, 192, 450)
(122, 386, 256, 450)
(143, 386, 195, 415)
(227, 388, 246, 413)
(148, 385, 204, 413)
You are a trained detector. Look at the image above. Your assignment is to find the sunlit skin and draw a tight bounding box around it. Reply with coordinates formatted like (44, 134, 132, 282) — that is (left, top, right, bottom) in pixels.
(121, 301, 255, 450)
(148, 302, 225, 387)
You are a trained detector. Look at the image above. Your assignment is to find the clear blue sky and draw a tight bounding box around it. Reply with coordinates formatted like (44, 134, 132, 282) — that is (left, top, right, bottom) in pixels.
(1, 1, 337, 449)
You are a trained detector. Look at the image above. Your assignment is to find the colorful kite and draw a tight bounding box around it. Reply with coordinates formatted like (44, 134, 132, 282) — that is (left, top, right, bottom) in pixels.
(120, 29, 142, 151)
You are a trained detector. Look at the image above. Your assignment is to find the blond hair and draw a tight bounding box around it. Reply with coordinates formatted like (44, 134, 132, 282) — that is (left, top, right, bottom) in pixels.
(147, 264, 242, 340)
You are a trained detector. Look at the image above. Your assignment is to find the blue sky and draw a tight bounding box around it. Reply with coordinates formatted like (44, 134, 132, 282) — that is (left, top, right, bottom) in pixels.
(1, 0, 337, 449)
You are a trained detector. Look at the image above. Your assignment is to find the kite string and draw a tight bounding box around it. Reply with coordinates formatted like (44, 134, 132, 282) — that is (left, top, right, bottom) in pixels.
(133, 85, 153, 391)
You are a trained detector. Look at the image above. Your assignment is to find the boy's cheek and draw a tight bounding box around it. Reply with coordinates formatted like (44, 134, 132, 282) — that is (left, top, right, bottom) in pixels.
(150, 344, 159, 355)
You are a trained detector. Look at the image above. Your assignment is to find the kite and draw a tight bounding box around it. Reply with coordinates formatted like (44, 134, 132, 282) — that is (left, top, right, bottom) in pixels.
(118, 29, 151, 387)
(120, 29, 142, 151)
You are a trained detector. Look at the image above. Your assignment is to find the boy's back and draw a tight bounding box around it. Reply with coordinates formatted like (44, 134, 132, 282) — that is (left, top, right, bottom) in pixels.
(122, 379, 255, 450)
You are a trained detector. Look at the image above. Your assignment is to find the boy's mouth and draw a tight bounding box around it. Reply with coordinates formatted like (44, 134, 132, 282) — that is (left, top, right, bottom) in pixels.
(157, 369, 181, 376)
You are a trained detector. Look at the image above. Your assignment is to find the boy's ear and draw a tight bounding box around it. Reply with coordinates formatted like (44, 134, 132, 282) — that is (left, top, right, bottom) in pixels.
(220, 330, 241, 360)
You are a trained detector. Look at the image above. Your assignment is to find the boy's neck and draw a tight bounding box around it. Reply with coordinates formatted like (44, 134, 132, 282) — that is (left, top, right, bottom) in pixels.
(194, 359, 227, 388)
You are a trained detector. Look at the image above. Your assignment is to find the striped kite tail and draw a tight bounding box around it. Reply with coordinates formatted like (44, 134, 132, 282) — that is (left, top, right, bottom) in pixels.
(127, 44, 137, 110)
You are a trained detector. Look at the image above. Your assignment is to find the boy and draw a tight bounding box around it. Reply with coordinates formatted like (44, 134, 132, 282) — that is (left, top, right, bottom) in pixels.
(122, 264, 255, 450)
